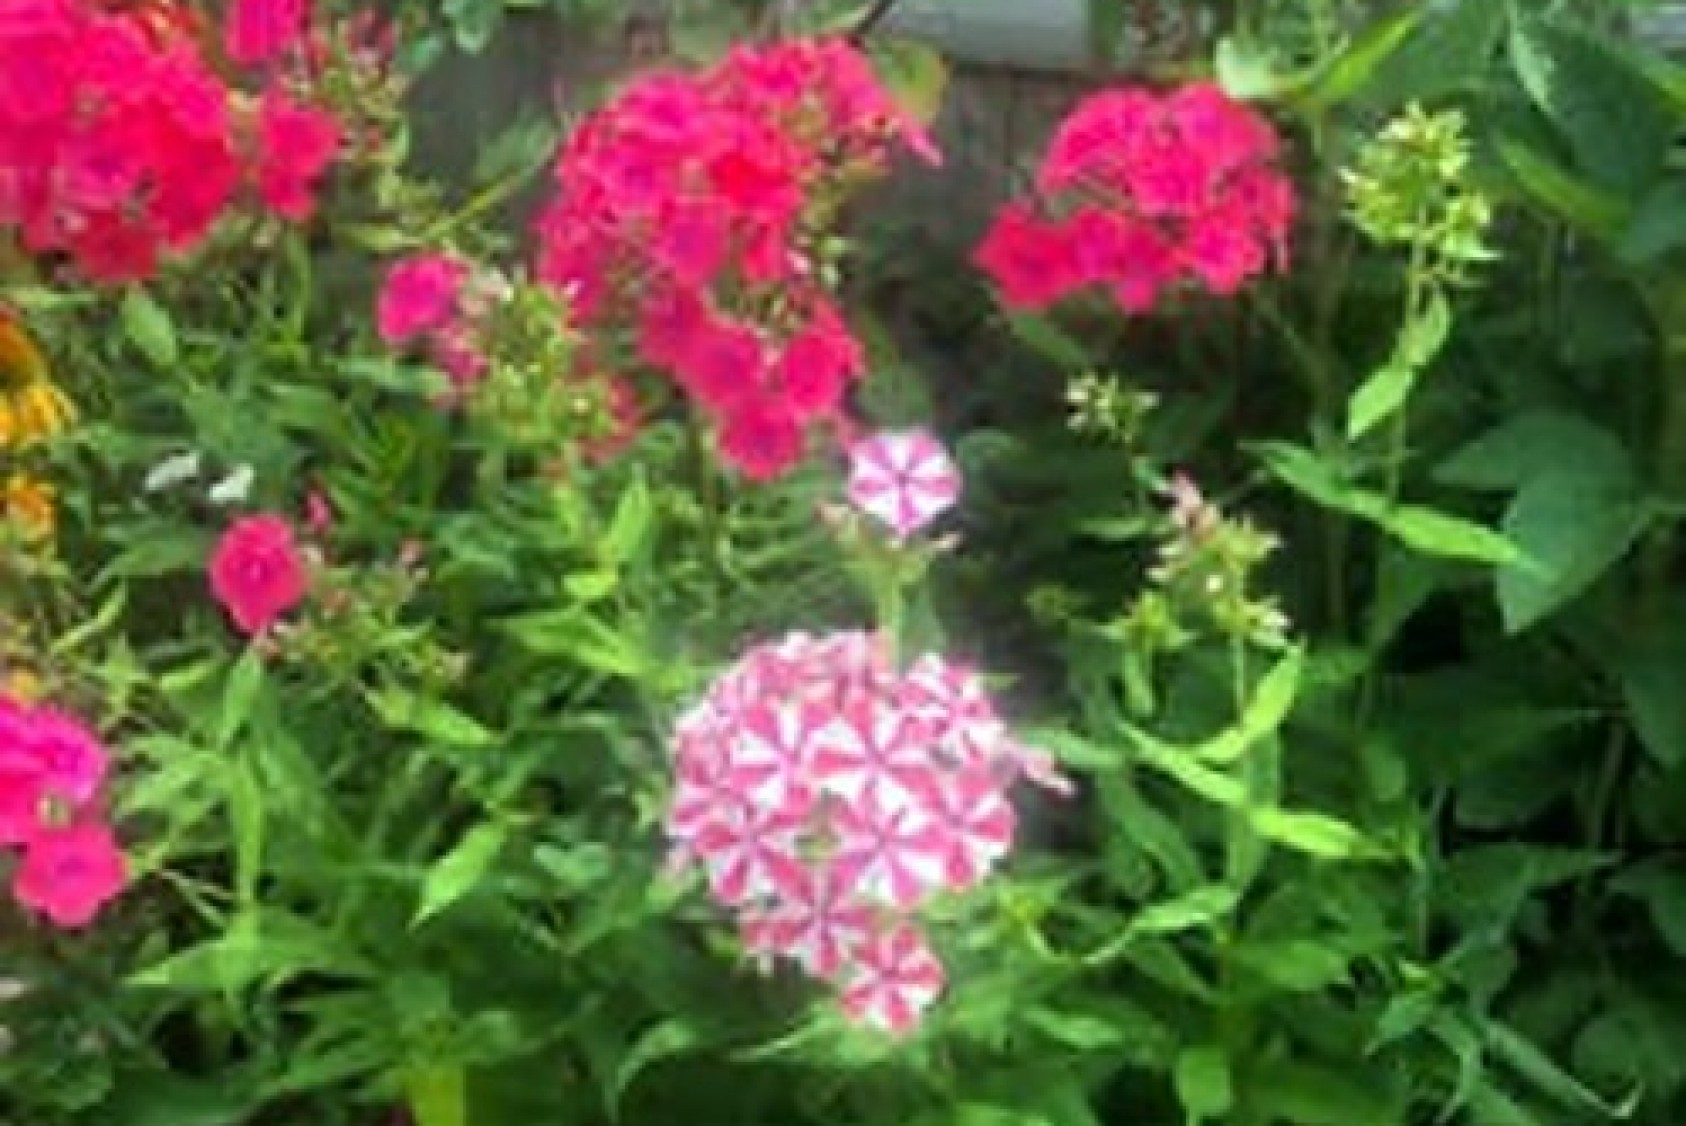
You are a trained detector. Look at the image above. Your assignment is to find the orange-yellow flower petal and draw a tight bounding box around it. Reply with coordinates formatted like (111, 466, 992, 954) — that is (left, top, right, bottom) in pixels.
(3, 475, 57, 542)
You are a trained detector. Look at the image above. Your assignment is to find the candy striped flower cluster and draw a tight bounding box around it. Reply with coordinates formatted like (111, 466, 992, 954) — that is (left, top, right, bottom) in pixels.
(976, 82, 1294, 314)
(666, 630, 1068, 1035)
(0, 695, 126, 928)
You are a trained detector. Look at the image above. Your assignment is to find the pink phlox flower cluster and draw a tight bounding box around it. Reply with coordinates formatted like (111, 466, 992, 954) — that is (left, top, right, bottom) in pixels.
(0, 695, 127, 928)
(665, 630, 1068, 1035)
(534, 37, 937, 481)
(0, 0, 344, 282)
(375, 252, 490, 392)
(975, 82, 1295, 315)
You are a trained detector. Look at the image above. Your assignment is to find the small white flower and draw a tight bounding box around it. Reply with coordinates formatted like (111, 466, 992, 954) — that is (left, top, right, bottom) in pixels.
(207, 464, 255, 506)
(143, 450, 201, 493)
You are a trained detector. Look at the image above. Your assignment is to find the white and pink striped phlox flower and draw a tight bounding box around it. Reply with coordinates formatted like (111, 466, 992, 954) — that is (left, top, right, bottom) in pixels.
(662, 628, 1069, 1035)
(846, 430, 962, 540)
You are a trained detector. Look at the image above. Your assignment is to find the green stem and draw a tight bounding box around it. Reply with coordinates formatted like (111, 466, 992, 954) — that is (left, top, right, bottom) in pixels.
(419, 166, 541, 245)
(1222, 631, 1260, 889)
(1380, 243, 1432, 510)
(1639, 277, 1686, 622)
(1356, 242, 1434, 732)
(1571, 723, 1627, 938)
(688, 414, 723, 565)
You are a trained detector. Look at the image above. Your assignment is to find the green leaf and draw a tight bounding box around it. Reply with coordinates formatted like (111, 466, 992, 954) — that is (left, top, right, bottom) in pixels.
(226, 755, 265, 906)
(1509, 16, 1672, 198)
(1234, 939, 1352, 992)
(1254, 440, 1356, 510)
(51, 584, 127, 655)
(1248, 1061, 1403, 1125)
(871, 36, 949, 128)
(1295, 9, 1423, 113)
(1346, 364, 1418, 442)
(414, 823, 507, 926)
(1347, 291, 1451, 440)
(120, 288, 179, 367)
(500, 609, 645, 680)
(1216, 36, 1293, 100)
(1098, 773, 1204, 889)
(1360, 0, 1508, 108)
(1033, 728, 1125, 770)
(936, 1107, 1055, 1126)
(1255, 441, 1520, 564)
(1614, 618, 1686, 766)
(1497, 136, 1628, 242)
(1005, 313, 1091, 371)
(1250, 808, 1379, 859)
(563, 569, 618, 603)
(1175, 1045, 1234, 1119)
(1486, 1020, 1641, 1118)
(1131, 886, 1240, 938)
(1365, 546, 1451, 652)
(1021, 1008, 1130, 1052)
(1085, 886, 1239, 967)
(610, 1019, 700, 1116)
(1438, 410, 1629, 491)
(1618, 178, 1686, 266)
(100, 1071, 255, 1126)
(1612, 862, 1686, 957)
(442, 0, 501, 53)
(215, 648, 266, 750)
(1439, 845, 1613, 927)
(404, 1064, 466, 1126)
(367, 686, 496, 748)
(99, 526, 214, 580)
(1494, 447, 1647, 632)
(601, 476, 653, 566)
(1126, 728, 1247, 807)
(1195, 646, 1305, 764)
(130, 910, 372, 991)
(1383, 504, 1522, 565)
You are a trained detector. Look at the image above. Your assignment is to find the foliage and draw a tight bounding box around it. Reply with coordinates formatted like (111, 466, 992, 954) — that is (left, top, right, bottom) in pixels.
(1, 0, 1684, 1124)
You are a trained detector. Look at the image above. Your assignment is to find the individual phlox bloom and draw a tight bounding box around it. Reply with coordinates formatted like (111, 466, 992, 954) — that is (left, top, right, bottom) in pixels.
(0, 703, 46, 846)
(225, 0, 311, 66)
(809, 698, 938, 816)
(12, 821, 127, 929)
(845, 429, 962, 539)
(22, 706, 109, 809)
(907, 767, 1015, 891)
(740, 866, 876, 980)
(718, 397, 803, 482)
(839, 923, 945, 1036)
(726, 701, 820, 813)
(899, 656, 1005, 766)
(689, 798, 809, 907)
(377, 253, 470, 344)
(827, 790, 948, 911)
(208, 513, 308, 635)
(254, 88, 340, 221)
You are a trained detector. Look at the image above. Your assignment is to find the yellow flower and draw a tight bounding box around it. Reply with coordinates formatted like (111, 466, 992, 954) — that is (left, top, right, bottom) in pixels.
(2, 475, 56, 543)
(0, 311, 75, 449)
(3, 665, 44, 702)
